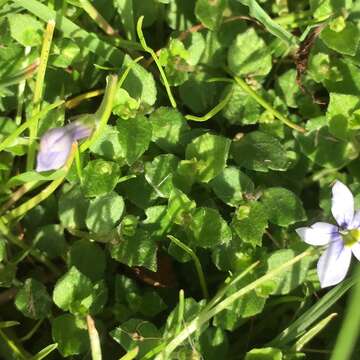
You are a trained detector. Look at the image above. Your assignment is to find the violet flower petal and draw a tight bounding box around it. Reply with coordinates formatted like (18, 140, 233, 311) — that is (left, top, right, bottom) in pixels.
(331, 181, 354, 229)
(317, 240, 352, 288)
(36, 128, 73, 172)
(65, 121, 93, 141)
(296, 222, 340, 246)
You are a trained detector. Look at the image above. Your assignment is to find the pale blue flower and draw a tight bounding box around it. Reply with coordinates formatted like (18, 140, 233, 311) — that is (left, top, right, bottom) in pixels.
(296, 181, 360, 288)
(36, 121, 92, 172)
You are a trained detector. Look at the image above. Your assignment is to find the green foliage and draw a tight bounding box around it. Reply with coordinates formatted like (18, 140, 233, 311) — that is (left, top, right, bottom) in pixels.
(86, 192, 125, 234)
(185, 133, 231, 183)
(1, 0, 359, 358)
(232, 202, 268, 246)
(8, 13, 43, 46)
(82, 159, 121, 197)
(232, 131, 291, 172)
(228, 28, 272, 78)
(261, 187, 306, 227)
(117, 115, 152, 165)
(53, 267, 107, 316)
(52, 314, 89, 357)
(15, 278, 52, 319)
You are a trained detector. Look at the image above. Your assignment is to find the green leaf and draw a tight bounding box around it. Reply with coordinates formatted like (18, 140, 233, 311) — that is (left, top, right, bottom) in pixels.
(52, 314, 89, 357)
(109, 229, 157, 271)
(69, 240, 106, 282)
(295, 126, 358, 169)
(86, 192, 124, 234)
(214, 274, 266, 331)
(89, 125, 124, 160)
(222, 84, 261, 125)
(195, 0, 227, 30)
(320, 22, 360, 56)
(51, 39, 80, 68)
(117, 115, 152, 165)
(231, 131, 291, 172)
(167, 188, 196, 226)
(8, 13, 43, 46)
(110, 319, 161, 358)
(34, 224, 67, 259)
(245, 347, 283, 360)
(113, 88, 140, 119)
(232, 202, 268, 247)
(188, 207, 232, 248)
(0, 262, 17, 287)
(118, 174, 158, 209)
(59, 186, 89, 230)
(326, 93, 360, 140)
(15, 278, 52, 319)
(310, 0, 347, 19)
(145, 154, 179, 198)
(82, 159, 121, 197)
(143, 205, 172, 238)
(210, 166, 254, 207)
(266, 248, 313, 295)
(53, 267, 107, 315)
(261, 187, 306, 227)
(0, 238, 6, 262)
(228, 28, 272, 77)
(185, 133, 231, 183)
(122, 55, 157, 108)
(276, 69, 301, 108)
(150, 107, 190, 154)
(31, 343, 58, 360)
(198, 327, 229, 360)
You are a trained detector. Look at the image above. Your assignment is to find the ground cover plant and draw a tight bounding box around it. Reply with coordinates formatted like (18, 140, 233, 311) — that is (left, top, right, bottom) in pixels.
(0, 0, 360, 359)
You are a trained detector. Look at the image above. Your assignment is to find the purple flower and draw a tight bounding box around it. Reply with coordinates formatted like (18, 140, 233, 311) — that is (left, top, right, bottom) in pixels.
(36, 121, 93, 172)
(296, 181, 360, 288)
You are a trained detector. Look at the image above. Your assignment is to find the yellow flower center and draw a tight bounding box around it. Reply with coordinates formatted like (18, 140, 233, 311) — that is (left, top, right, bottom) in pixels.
(342, 229, 360, 247)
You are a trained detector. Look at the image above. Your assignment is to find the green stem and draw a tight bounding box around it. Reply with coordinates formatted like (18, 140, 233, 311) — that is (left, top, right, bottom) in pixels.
(175, 289, 185, 335)
(0, 100, 64, 153)
(0, 218, 61, 275)
(233, 76, 306, 133)
(80, 74, 118, 153)
(185, 88, 233, 122)
(330, 265, 360, 360)
(0, 329, 28, 359)
(79, 0, 117, 36)
(168, 235, 209, 299)
(27, 19, 56, 171)
(2, 145, 76, 223)
(162, 248, 314, 357)
(136, 16, 177, 108)
(87, 315, 102, 360)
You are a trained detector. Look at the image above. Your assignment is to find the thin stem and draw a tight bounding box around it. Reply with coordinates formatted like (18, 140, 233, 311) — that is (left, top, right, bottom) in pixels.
(136, 16, 177, 108)
(0, 329, 28, 359)
(0, 100, 64, 153)
(185, 88, 233, 122)
(75, 146, 83, 185)
(0, 218, 61, 275)
(162, 249, 315, 357)
(168, 235, 209, 299)
(175, 289, 185, 335)
(15, 46, 32, 125)
(80, 74, 118, 153)
(65, 89, 105, 109)
(19, 319, 44, 342)
(27, 19, 56, 171)
(2, 144, 76, 223)
(79, 0, 117, 36)
(87, 315, 102, 360)
(233, 76, 306, 133)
